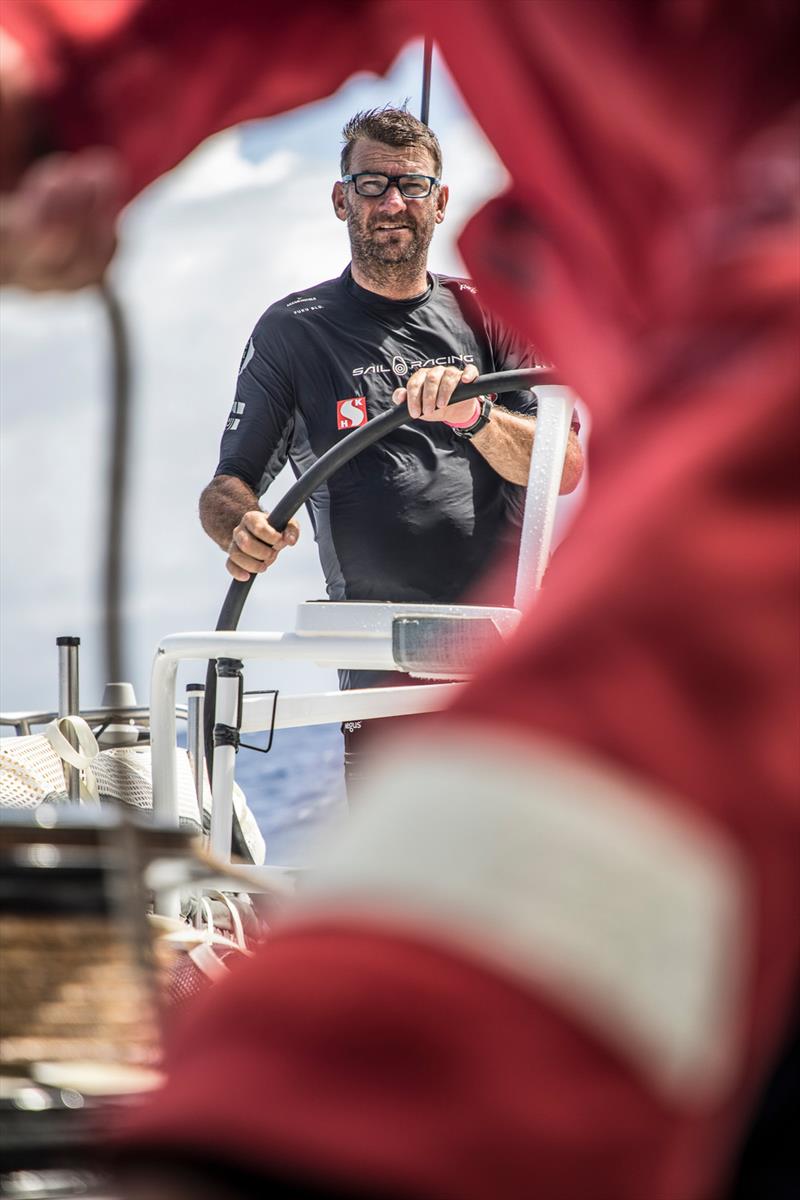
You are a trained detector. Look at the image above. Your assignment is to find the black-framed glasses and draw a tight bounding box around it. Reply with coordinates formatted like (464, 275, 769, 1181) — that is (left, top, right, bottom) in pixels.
(342, 172, 440, 199)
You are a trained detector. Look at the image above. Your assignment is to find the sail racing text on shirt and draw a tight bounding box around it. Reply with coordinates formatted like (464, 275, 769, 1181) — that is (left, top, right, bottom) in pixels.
(352, 352, 475, 378)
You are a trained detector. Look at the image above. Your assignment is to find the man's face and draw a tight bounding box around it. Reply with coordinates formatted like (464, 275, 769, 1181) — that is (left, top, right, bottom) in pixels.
(332, 138, 448, 270)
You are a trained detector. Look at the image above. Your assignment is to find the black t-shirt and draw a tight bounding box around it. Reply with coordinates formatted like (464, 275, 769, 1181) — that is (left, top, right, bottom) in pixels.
(215, 266, 541, 605)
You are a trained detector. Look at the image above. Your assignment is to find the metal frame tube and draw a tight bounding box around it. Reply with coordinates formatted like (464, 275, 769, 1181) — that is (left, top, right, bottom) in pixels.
(56, 635, 81, 801)
(185, 683, 205, 822)
(420, 36, 434, 126)
(151, 651, 180, 829)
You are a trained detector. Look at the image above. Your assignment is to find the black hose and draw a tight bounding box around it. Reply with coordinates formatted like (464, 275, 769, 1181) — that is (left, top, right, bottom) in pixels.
(203, 366, 559, 856)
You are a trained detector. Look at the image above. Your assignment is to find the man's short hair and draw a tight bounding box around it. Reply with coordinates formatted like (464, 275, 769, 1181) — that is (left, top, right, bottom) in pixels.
(340, 106, 443, 177)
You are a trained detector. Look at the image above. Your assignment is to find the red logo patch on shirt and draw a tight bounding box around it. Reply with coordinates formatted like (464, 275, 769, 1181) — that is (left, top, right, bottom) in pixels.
(337, 396, 368, 430)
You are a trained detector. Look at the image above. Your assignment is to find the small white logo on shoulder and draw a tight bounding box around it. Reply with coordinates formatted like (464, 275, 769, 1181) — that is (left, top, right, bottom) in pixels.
(287, 296, 324, 316)
(238, 338, 255, 375)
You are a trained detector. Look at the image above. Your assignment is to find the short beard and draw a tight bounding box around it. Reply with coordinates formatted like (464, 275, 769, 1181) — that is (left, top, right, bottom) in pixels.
(346, 205, 435, 291)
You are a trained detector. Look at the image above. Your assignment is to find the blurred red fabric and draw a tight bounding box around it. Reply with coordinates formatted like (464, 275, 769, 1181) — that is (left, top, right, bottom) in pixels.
(2, 3, 798, 1197)
(1, 0, 411, 199)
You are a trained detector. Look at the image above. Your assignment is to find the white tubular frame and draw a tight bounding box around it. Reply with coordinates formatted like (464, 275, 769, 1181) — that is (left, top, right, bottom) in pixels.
(514, 385, 575, 609)
(209, 668, 242, 861)
(152, 632, 398, 830)
(150, 632, 462, 914)
(240, 681, 462, 733)
(150, 631, 461, 859)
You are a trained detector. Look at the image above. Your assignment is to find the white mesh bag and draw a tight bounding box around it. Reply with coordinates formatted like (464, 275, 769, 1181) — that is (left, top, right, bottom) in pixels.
(93, 747, 265, 865)
(93, 746, 203, 831)
(0, 723, 265, 866)
(0, 734, 70, 806)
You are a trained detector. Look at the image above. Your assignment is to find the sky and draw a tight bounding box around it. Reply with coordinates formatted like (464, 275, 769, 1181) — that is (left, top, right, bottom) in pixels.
(0, 41, 586, 717)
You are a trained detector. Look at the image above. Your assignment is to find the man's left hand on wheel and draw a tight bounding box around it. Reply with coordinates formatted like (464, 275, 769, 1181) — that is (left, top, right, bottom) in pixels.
(392, 363, 480, 422)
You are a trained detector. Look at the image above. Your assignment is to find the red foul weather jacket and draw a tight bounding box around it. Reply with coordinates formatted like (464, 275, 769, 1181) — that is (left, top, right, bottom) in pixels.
(2, 3, 798, 1198)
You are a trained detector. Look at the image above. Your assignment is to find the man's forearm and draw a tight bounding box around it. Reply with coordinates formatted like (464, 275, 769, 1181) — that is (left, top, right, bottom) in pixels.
(471, 407, 584, 493)
(199, 475, 260, 551)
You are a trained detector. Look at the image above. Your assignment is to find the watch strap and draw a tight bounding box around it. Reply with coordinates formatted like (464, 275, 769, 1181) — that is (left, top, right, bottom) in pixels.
(451, 395, 494, 440)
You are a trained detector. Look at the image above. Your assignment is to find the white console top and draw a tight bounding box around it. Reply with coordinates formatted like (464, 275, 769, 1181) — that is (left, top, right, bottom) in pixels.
(294, 601, 521, 639)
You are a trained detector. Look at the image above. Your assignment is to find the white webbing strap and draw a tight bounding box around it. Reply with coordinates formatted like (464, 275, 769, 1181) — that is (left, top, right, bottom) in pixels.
(205, 889, 252, 953)
(188, 942, 231, 983)
(45, 716, 100, 802)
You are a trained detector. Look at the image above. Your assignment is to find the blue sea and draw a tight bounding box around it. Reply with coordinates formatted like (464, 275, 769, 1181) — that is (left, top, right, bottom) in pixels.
(232, 724, 349, 866)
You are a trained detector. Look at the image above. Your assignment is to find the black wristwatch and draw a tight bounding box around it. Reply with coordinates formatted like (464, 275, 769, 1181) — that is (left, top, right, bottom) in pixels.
(451, 395, 494, 440)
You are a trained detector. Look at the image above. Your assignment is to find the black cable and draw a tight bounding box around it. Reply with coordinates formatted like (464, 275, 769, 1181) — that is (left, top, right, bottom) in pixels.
(203, 366, 560, 835)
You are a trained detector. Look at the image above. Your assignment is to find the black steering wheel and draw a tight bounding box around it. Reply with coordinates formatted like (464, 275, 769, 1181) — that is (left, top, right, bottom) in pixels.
(204, 366, 560, 856)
